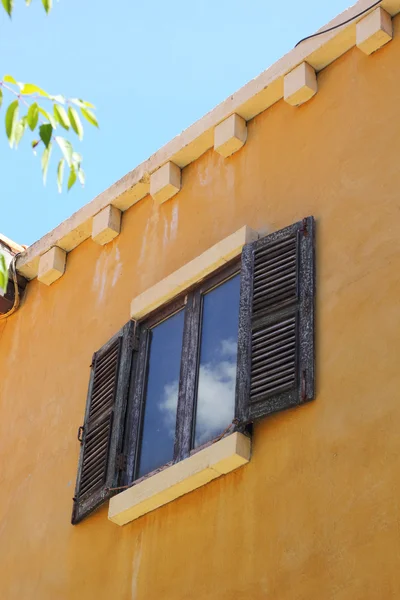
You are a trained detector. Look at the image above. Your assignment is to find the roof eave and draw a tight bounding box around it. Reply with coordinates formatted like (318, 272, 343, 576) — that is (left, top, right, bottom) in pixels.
(16, 0, 400, 280)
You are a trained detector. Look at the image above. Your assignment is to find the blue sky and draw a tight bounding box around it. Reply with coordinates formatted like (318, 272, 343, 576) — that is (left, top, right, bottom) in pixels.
(1, 0, 351, 246)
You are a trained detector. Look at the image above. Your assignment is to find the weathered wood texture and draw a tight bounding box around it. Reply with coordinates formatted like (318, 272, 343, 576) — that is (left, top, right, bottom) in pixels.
(236, 217, 315, 423)
(72, 321, 135, 524)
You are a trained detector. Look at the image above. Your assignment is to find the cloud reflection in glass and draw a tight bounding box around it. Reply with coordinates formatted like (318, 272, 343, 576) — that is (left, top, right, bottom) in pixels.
(159, 274, 241, 449)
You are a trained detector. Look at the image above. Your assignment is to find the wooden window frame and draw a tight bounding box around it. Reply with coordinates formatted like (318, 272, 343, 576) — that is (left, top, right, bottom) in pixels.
(122, 258, 241, 487)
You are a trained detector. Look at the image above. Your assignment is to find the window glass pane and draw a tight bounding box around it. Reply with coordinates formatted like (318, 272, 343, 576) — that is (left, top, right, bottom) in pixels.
(193, 273, 241, 448)
(137, 310, 184, 479)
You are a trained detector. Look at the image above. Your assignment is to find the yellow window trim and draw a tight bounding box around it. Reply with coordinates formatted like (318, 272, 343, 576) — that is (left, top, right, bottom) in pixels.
(108, 432, 251, 526)
(130, 225, 258, 320)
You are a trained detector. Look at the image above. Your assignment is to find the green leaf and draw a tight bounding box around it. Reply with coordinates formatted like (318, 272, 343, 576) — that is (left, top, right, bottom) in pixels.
(42, 0, 52, 13)
(3, 74, 17, 84)
(20, 83, 49, 97)
(81, 99, 95, 109)
(38, 106, 56, 128)
(31, 139, 40, 149)
(53, 104, 70, 130)
(1, 0, 13, 17)
(77, 167, 85, 187)
(14, 117, 27, 148)
(5, 100, 19, 147)
(68, 107, 83, 140)
(39, 123, 53, 148)
(57, 159, 65, 193)
(0, 89, 2, 109)
(26, 0, 32, 5)
(55, 136, 73, 167)
(41, 143, 52, 184)
(0, 253, 8, 295)
(27, 103, 39, 131)
(68, 165, 77, 191)
(80, 107, 98, 128)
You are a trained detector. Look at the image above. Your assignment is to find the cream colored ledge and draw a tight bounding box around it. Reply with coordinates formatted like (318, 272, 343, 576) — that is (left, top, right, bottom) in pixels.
(108, 432, 251, 526)
(130, 225, 258, 319)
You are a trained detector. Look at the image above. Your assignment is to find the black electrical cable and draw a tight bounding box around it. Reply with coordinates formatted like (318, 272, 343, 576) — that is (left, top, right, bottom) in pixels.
(295, 0, 382, 47)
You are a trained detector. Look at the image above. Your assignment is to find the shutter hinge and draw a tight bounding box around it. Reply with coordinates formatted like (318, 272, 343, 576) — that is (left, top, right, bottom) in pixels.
(77, 425, 85, 444)
(116, 453, 127, 471)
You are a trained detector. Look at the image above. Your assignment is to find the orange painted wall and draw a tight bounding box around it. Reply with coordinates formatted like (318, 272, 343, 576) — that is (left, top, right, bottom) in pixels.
(1, 18, 400, 600)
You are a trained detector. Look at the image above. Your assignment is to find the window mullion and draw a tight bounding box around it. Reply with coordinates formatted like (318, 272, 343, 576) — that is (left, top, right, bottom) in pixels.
(174, 291, 202, 462)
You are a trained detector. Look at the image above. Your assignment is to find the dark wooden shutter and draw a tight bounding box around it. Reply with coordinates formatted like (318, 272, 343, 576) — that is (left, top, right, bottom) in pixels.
(236, 216, 315, 423)
(72, 321, 136, 524)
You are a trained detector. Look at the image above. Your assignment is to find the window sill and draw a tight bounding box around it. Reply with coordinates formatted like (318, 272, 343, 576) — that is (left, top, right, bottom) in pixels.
(108, 432, 251, 526)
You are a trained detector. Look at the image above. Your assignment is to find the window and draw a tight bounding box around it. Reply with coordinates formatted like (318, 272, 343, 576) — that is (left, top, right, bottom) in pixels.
(72, 217, 315, 524)
(127, 261, 242, 484)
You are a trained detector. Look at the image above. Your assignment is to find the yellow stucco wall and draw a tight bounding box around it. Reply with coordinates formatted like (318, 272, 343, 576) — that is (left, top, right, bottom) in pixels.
(1, 18, 400, 600)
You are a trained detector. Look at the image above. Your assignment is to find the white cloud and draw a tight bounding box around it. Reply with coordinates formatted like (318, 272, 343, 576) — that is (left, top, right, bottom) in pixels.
(220, 338, 237, 359)
(195, 358, 236, 445)
(160, 380, 179, 439)
(158, 338, 238, 445)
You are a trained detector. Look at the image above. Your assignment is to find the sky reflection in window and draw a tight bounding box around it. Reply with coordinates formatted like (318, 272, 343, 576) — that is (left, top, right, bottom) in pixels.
(137, 310, 184, 479)
(193, 274, 241, 448)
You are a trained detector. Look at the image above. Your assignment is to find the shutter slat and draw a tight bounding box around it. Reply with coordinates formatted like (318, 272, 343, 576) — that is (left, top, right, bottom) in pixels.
(80, 475, 105, 498)
(91, 386, 116, 407)
(82, 441, 110, 472)
(254, 255, 296, 281)
(254, 236, 296, 262)
(253, 234, 298, 318)
(251, 365, 296, 389)
(252, 348, 296, 372)
(253, 281, 297, 304)
(91, 362, 119, 393)
(253, 316, 295, 339)
(86, 340, 121, 424)
(89, 383, 118, 418)
(254, 251, 297, 275)
(78, 415, 113, 498)
(252, 338, 296, 361)
(253, 269, 296, 292)
(93, 350, 119, 376)
(72, 321, 136, 524)
(250, 315, 297, 402)
(84, 426, 111, 455)
(235, 217, 315, 423)
(253, 288, 296, 313)
(252, 322, 295, 348)
(250, 376, 295, 400)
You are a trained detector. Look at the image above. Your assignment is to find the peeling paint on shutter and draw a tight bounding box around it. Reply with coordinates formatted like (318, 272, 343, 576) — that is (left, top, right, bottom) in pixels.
(236, 217, 315, 423)
(72, 321, 136, 524)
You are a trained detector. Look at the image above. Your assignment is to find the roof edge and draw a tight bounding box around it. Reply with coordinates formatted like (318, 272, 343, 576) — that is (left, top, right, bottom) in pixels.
(16, 0, 400, 280)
